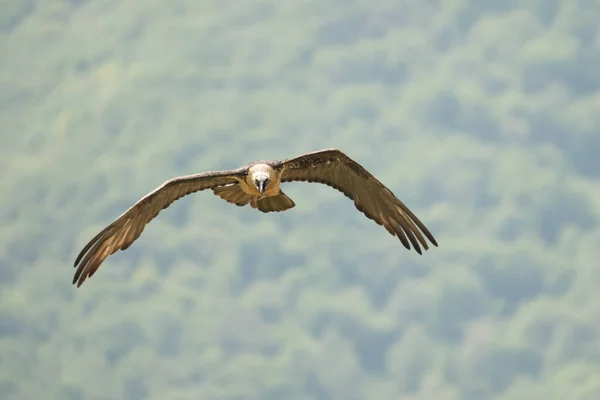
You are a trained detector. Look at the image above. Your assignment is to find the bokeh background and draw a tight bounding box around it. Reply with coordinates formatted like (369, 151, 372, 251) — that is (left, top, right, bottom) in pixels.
(2, 1, 600, 399)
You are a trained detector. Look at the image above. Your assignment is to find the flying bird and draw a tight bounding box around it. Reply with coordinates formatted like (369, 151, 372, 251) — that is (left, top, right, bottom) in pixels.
(73, 148, 438, 287)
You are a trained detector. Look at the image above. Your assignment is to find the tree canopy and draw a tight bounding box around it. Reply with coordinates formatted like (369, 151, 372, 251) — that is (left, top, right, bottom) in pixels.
(1, 0, 599, 399)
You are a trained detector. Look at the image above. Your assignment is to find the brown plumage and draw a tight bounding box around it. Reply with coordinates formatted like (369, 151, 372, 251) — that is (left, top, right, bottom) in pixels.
(73, 148, 438, 287)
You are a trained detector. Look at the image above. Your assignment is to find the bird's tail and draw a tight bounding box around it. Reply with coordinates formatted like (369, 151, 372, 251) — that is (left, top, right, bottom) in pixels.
(256, 191, 296, 213)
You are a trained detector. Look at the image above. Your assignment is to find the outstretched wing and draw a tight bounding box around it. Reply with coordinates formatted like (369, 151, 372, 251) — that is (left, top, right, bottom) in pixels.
(72, 169, 246, 287)
(278, 149, 438, 253)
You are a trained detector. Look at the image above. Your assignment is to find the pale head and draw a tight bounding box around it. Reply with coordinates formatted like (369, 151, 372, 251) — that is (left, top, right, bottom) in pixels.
(248, 164, 275, 195)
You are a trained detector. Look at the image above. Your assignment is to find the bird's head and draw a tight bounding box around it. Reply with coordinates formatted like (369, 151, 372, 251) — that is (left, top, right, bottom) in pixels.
(248, 163, 275, 195)
(252, 172, 270, 195)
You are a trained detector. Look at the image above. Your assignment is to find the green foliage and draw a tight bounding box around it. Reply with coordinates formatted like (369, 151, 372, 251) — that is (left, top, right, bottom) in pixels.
(1, 0, 600, 398)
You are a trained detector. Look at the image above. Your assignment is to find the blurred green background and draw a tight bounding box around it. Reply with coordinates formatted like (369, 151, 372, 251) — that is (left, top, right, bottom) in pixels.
(1, 0, 600, 399)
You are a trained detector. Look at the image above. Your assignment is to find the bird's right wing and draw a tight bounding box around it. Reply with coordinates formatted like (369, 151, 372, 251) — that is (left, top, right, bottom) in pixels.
(72, 169, 245, 287)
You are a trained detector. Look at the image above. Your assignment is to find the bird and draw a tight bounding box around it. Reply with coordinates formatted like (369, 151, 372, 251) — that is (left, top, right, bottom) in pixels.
(72, 148, 438, 287)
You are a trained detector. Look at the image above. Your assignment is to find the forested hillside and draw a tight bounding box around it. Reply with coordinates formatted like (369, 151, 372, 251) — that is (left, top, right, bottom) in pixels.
(1, 0, 600, 399)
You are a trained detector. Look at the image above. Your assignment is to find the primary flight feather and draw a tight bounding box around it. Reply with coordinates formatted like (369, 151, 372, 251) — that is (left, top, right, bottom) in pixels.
(73, 148, 438, 287)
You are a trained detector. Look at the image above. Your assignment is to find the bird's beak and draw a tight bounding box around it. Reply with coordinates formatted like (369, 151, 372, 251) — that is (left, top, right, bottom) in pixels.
(258, 181, 265, 194)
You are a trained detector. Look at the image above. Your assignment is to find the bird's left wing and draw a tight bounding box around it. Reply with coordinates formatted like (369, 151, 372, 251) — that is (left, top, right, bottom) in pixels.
(277, 149, 438, 253)
(72, 169, 245, 287)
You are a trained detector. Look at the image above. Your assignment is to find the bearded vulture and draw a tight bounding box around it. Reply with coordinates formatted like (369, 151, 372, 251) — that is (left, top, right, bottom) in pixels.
(72, 148, 438, 287)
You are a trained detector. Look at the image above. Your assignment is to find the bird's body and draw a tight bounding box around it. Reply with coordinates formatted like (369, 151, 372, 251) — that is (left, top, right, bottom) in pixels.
(72, 149, 438, 287)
